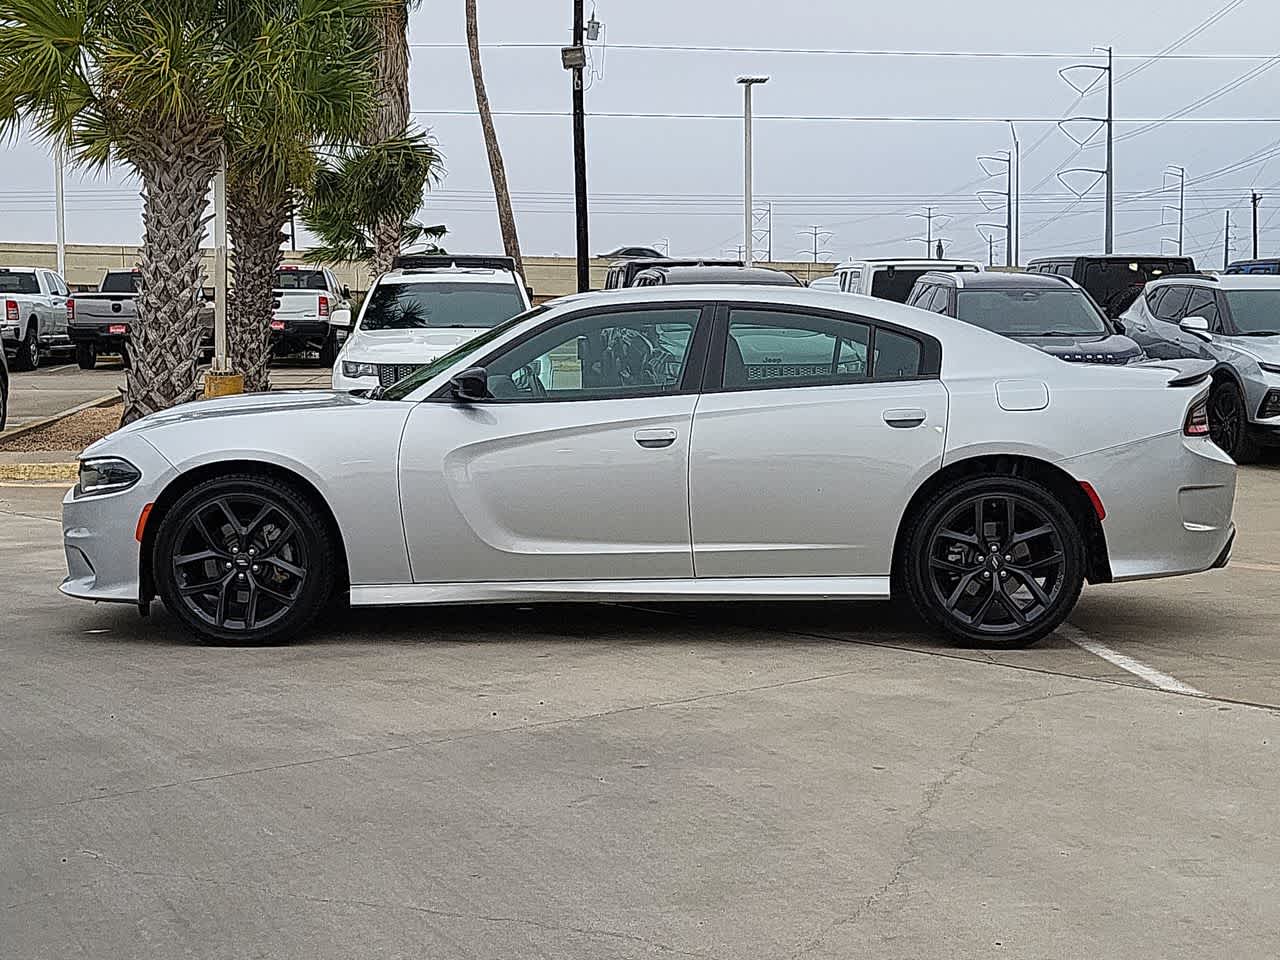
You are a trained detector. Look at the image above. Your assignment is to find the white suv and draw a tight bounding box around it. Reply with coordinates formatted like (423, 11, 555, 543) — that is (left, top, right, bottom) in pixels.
(332, 256, 532, 392)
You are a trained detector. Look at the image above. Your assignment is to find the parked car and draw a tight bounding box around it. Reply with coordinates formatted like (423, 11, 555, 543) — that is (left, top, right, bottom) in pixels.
(808, 275, 841, 291)
(271, 266, 351, 364)
(332, 256, 532, 391)
(64, 286, 1234, 649)
(1224, 258, 1280, 275)
(0, 266, 70, 371)
(600, 246, 664, 260)
(1120, 273, 1280, 461)
(603, 258, 743, 290)
(1026, 255, 1197, 319)
(832, 258, 981, 304)
(631, 265, 801, 287)
(0, 345, 8, 431)
(69, 269, 214, 369)
(907, 272, 1143, 365)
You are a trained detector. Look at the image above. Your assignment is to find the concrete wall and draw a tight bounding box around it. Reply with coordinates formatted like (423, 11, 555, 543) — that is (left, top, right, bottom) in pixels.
(0, 242, 836, 299)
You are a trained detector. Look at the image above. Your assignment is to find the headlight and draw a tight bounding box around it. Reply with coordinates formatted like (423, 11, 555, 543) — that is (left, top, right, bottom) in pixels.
(76, 457, 141, 497)
(342, 361, 379, 378)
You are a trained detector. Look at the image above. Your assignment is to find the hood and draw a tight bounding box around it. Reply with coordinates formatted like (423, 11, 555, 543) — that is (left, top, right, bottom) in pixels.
(342, 327, 489, 363)
(1015, 332, 1144, 365)
(1219, 333, 1280, 365)
(86, 391, 368, 456)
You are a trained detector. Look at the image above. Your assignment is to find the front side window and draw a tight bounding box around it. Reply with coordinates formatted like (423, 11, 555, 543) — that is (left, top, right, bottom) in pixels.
(1183, 288, 1221, 330)
(724, 308, 872, 389)
(956, 289, 1108, 336)
(359, 281, 526, 331)
(484, 307, 703, 400)
(1154, 286, 1190, 322)
(1223, 289, 1280, 335)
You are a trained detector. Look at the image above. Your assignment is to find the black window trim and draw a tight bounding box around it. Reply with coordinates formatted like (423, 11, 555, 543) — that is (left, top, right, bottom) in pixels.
(701, 300, 942, 394)
(426, 300, 716, 404)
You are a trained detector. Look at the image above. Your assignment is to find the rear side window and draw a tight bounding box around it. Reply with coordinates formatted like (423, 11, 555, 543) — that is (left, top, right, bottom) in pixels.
(1154, 286, 1189, 321)
(874, 330, 924, 378)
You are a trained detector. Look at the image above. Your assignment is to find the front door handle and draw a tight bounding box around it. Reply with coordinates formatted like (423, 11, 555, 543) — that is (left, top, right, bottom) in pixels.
(883, 408, 927, 429)
(634, 428, 677, 449)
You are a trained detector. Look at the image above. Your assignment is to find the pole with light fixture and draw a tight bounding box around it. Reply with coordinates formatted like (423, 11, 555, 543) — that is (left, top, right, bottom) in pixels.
(737, 75, 768, 268)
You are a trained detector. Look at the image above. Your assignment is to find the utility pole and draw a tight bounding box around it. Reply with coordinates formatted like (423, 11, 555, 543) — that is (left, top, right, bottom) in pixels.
(798, 225, 834, 263)
(1225, 209, 1232, 270)
(1104, 45, 1114, 255)
(987, 234, 995, 266)
(1164, 165, 1185, 255)
(925, 206, 934, 257)
(1252, 191, 1262, 258)
(53, 142, 66, 278)
(738, 76, 769, 268)
(1009, 121, 1020, 266)
(564, 0, 590, 292)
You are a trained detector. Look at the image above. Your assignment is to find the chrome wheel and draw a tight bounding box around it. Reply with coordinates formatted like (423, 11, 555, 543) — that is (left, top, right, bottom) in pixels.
(170, 494, 308, 633)
(925, 493, 1068, 637)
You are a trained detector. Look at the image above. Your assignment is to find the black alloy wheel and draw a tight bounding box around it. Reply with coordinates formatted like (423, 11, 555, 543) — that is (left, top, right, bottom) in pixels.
(904, 476, 1085, 648)
(1208, 380, 1259, 463)
(155, 475, 335, 644)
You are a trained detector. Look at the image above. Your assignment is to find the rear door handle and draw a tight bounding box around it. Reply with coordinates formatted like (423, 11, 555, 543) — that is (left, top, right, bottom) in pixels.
(634, 428, 677, 449)
(883, 408, 927, 429)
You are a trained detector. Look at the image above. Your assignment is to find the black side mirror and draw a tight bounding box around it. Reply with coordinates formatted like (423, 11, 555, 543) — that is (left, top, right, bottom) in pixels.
(1112, 318, 1126, 334)
(450, 366, 489, 402)
(341, 284, 351, 299)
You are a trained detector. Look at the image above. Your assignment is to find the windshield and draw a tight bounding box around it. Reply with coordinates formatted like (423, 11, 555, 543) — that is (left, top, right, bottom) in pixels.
(275, 269, 328, 291)
(1081, 259, 1194, 317)
(100, 272, 140, 293)
(957, 289, 1109, 336)
(1223, 290, 1280, 335)
(359, 281, 526, 332)
(379, 306, 549, 400)
(0, 272, 39, 295)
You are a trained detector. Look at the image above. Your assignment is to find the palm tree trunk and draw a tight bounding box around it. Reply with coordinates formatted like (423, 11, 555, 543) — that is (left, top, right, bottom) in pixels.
(125, 126, 220, 424)
(365, 0, 411, 275)
(465, 0, 522, 275)
(228, 184, 290, 392)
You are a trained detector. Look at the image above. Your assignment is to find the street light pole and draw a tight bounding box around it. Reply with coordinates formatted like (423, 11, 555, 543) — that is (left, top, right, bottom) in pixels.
(571, 0, 589, 291)
(212, 151, 228, 374)
(53, 143, 66, 278)
(1009, 121, 1020, 265)
(1253, 191, 1262, 258)
(1104, 45, 1114, 255)
(737, 75, 768, 268)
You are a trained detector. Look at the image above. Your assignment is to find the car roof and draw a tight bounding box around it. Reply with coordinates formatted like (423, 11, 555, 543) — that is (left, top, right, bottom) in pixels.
(836, 258, 980, 269)
(642, 266, 800, 285)
(379, 268, 520, 285)
(1028, 254, 1195, 264)
(1148, 273, 1280, 289)
(923, 271, 1077, 290)
(0, 266, 38, 273)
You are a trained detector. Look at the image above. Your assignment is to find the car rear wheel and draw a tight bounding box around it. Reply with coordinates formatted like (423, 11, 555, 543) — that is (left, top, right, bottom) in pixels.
(902, 475, 1085, 648)
(1208, 379, 1259, 464)
(13, 322, 39, 371)
(154, 474, 336, 645)
(76, 342, 97, 370)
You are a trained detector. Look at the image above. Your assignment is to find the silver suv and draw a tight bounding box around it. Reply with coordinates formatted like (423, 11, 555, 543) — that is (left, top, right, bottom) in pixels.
(1121, 274, 1280, 461)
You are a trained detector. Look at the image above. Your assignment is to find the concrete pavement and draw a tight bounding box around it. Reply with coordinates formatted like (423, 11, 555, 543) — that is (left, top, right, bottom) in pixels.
(2, 474, 1279, 959)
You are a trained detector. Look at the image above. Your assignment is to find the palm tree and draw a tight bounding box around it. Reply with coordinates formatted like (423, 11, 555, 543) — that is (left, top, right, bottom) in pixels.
(301, 132, 445, 269)
(465, 0, 523, 274)
(222, 0, 380, 391)
(0, 0, 225, 422)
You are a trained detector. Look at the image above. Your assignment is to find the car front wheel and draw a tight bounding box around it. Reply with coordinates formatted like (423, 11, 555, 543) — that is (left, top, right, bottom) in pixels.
(1208, 379, 1259, 464)
(154, 474, 336, 645)
(902, 475, 1085, 648)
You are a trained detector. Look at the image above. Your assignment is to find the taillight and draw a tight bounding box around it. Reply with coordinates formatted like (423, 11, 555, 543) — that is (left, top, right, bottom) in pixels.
(4, 300, 16, 323)
(318, 295, 329, 318)
(66, 298, 75, 322)
(1185, 396, 1211, 437)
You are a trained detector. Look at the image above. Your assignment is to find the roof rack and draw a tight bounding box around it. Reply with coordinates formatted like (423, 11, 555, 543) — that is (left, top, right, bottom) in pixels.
(391, 254, 517, 273)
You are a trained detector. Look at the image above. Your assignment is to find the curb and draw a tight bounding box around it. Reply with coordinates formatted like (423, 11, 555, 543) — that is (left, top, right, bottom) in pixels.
(0, 392, 120, 446)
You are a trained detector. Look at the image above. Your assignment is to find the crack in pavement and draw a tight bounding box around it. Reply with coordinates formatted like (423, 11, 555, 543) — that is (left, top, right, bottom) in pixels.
(37, 849, 722, 960)
(786, 688, 1087, 959)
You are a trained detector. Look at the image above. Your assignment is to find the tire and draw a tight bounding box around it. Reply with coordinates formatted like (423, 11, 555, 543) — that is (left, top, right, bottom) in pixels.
(901, 475, 1086, 649)
(12, 321, 39, 371)
(119, 343, 131, 370)
(318, 334, 337, 367)
(153, 474, 336, 645)
(76, 342, 97, 370)
(1208, 379, 1260, 464)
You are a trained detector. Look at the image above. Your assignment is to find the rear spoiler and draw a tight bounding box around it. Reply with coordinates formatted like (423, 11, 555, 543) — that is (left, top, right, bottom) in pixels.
(391, 254, 517, 273)
(1133, 358, 1216, 388)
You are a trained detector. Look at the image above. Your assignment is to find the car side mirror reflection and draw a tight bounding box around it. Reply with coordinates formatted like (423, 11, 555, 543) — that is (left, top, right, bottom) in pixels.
(450, 366, 489, 403)
(1180, 315, 1213, 341)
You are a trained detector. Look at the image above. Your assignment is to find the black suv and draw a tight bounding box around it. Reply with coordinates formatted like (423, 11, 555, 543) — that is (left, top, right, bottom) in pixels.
(1026, 255, 1196, 318)
(907, 271, 1144, 365)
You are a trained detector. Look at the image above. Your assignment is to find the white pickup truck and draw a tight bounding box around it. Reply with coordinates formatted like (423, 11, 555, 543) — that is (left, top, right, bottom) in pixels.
(271, 266, 352, 364)
(0, 266, 71, 370)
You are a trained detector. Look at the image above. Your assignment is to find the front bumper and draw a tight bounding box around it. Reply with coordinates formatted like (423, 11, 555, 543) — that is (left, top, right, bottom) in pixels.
(60, 441, 175, 605)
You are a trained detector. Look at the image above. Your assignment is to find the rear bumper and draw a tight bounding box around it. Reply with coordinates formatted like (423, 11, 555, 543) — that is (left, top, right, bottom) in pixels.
(68, 324, 128, 348)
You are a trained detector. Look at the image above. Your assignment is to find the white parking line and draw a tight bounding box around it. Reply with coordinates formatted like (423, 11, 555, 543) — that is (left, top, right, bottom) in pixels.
(1058, 623, 1205, 696)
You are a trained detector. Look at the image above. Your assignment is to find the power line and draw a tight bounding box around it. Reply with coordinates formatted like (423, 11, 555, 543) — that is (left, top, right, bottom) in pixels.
(1115, 55, 1280, 144)
(413, 109, 1280, 124)
(1115, 0, 1247, 83)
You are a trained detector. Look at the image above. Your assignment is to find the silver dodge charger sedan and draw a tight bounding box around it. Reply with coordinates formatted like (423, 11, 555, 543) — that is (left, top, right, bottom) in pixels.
(61, 286, 1237, 648)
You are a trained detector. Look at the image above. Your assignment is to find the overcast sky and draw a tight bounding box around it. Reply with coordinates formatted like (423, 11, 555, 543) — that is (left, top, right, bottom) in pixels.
(3, 0, 1280, 266)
